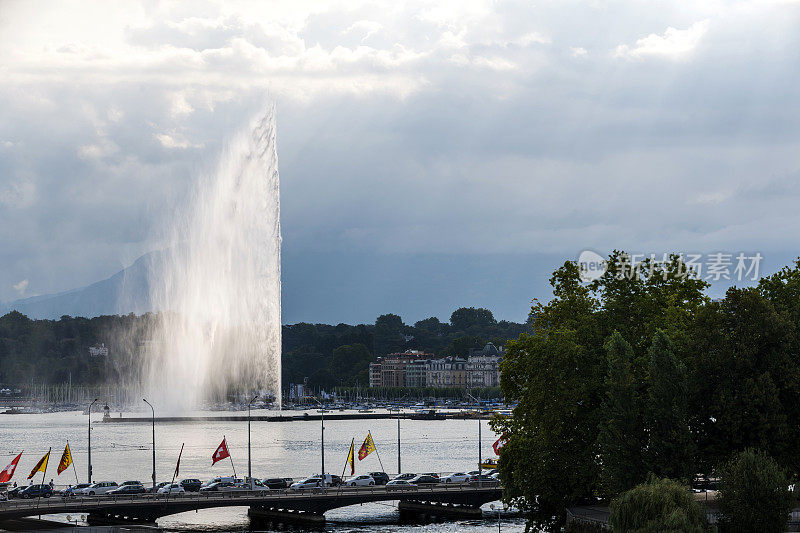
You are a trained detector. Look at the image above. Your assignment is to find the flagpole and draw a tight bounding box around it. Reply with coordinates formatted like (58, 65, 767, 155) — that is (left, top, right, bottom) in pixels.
(368, 431, 385, 472)
(224, 437, 237, 479)
(166, 443, 184, 505)
(36, 448, 50, 518)
(338, 438, 354, 496)
(68, 441, 80, 485)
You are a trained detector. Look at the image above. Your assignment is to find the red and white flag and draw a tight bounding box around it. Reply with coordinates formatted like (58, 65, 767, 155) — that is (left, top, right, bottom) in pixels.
(212, 438, 230, 465)
(492, 435, 508, 455)
(0, 452, 23, 483)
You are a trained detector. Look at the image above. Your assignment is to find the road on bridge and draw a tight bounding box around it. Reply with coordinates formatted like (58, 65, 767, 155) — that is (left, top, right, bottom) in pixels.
(0, 483, 503, 523)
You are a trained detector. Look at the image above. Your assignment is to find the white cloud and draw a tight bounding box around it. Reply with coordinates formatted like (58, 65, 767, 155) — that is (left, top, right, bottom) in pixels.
(615, 21, 710, 60)
(12, 279, 28, 296)
(570, 46, 588, 58)
(155, 132, 201, 149)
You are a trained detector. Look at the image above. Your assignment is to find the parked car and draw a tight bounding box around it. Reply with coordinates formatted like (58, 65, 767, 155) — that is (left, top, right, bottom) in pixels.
(19, 484, 54, 499)
(420, 472, 441, 480)
(221, 480, 270, 492)
(386, 479, 417, 491)
(345, 474, 375, 487)
(408, 475, 439, 485)
(467, 474, 499, 486)
(146, 482, 171, 494)
(390, 473, 416, 482)
(180, 479, 203, 492)
(120, 480, 143, 487)
(203, 476, 239, 488)
(441, 472, 470, 483)
(61, 483, 91, 497)
(7, 486, 24, 499)
(261, 478, 289, 489)
(315, 473, 341, 486)
(78, 482, 118, 496)
(199, 481, 234, 492)
(369, 472, 390, 485)
(157, 483, 185, 495)
(290, 477, 323, 491)
(108, 484, 145, 495)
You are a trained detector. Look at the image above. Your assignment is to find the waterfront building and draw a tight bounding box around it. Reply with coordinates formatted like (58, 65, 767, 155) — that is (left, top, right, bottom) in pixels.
(368, 345, 502, 389)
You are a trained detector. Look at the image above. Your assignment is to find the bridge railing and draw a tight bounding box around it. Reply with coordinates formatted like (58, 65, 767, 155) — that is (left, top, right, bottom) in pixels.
(0, 482, 502, 515)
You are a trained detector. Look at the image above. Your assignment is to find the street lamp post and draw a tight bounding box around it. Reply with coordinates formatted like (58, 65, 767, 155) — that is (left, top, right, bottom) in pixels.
(87, 398, 98, 483)
(312, 397, 325, 487)
(467, 393, 482, 485)
(142, 399, 155, 491)
(247, 393, 258, 487)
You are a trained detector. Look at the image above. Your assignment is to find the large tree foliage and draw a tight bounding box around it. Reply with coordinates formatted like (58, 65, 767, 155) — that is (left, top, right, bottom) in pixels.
(646, 330, 694, 481)
(717, 448, 793, 533)
(597, 331, 647, 496)
(495, 251, 800, 531)
(609, 476, 707, 533)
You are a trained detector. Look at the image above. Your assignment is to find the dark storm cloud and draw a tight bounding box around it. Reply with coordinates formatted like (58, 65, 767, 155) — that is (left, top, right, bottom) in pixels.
(0, 0, 799, 320)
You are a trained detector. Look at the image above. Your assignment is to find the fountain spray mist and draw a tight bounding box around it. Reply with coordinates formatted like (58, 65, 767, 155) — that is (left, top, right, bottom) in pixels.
(142, 107, 282, 411)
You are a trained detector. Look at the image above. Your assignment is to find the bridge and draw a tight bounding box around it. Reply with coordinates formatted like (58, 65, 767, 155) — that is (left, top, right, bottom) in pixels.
(0, 484, 503, 526)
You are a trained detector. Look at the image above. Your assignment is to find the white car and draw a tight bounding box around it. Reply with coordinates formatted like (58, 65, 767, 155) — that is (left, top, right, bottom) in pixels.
(442, 473, 470, 483)
(386, 479, 417, 491)
(290, 477, 322, 491)
(345, 475, 375, 487)
(78, 481, 119, 495)
(222, 480, 270, 493)
(157, 483, 185, 495)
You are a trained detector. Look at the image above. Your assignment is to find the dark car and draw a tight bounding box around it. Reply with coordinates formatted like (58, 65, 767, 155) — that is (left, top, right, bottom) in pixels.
(421, 472, 441, 480)
(19, 484, 54, 499)
(369, 472, 390, 485)
(331, 474, 343, 487)
(180, 479, 203, 492)
(108, 484, 145, 495)
(261, 478, 289, 490)
(467, 474, 499, 486)
(408, 475, 439, 485)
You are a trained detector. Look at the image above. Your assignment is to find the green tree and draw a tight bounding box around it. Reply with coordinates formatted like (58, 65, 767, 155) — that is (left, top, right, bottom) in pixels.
(647, 330, 693, 481)
(717, 448, 793, 533)
(450, 307, 496, 332)
(609, 475, 707, 533)
(331, 343, 372, 386)
(492, 328, 603, 530)
(597, 331, 647, 496)
(373, 313, 405, 356)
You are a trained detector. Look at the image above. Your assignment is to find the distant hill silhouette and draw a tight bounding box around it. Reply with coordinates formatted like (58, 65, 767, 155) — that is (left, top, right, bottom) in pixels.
(0, 252, 164, 319)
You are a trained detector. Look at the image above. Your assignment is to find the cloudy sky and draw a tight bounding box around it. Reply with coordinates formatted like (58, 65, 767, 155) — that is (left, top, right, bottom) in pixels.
(1, 0, 799, 324)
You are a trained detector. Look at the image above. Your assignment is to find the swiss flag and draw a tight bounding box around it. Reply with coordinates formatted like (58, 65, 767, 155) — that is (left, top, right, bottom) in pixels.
(492, 435, 508, 455)
(212, 438, 230, 465)
(0, 452, 22, 483)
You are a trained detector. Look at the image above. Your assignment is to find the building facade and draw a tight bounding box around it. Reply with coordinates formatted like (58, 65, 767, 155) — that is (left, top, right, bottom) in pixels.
(368, 345, 502, 389)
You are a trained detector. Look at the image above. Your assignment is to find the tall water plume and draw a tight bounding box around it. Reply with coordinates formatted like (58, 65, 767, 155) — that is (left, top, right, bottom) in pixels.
(142, 108, 282, 410)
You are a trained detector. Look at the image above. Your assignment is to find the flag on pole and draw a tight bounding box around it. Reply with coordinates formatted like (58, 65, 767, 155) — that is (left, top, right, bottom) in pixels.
(346, 439, 355, 475)
(0, 452, 22, 483)
(492, 434, 508, 455)
(57, 443, 73, 475)
(358, 433, 376, 461)
(212, 438, 230, 465)
(28, 450, 50, 479)
(174, 443, 184, 480)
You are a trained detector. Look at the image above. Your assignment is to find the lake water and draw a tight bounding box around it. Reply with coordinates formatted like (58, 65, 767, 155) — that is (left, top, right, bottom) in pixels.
(1, 409, 525, 532)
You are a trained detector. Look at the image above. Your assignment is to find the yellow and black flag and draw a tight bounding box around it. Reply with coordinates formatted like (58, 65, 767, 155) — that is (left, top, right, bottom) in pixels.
(27, 449, 50, 480)
(57, 443, 72, 475)
(358, 433, 376, 461)
(346, 438, 355, 475)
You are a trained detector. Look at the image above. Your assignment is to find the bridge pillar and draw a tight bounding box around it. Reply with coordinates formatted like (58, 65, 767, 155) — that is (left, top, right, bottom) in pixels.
(398, 500, 483, 522)
(248, 506, 326, 528)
